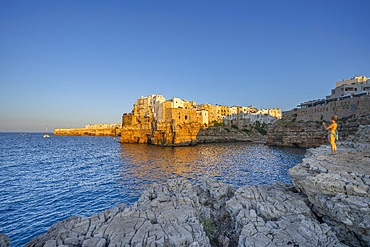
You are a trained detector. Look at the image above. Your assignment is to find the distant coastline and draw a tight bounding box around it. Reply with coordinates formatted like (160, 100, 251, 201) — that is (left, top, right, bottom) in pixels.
(53, 76, 370, 148)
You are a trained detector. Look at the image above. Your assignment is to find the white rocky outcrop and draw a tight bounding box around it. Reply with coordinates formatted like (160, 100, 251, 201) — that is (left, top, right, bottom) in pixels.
(27, 179, 210, 247)
(26, 179, 343, 247)
(226, 184, 343, 246)
(289, 125, 370, 246)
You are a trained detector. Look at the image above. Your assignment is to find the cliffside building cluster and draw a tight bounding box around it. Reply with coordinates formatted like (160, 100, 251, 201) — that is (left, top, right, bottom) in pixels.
(130, 94, 281, 127)
(284, 75, 370, 122)
(120, 94, 281, 145)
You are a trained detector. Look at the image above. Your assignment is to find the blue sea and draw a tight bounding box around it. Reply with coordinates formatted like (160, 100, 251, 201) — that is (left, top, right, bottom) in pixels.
(0, 133, 305, 246)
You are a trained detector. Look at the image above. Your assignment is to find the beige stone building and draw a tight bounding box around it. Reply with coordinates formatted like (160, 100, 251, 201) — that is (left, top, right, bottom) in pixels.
(197, 104, 222, 125)
(327, 76, 370, 100)
(223, 105, 281, 127)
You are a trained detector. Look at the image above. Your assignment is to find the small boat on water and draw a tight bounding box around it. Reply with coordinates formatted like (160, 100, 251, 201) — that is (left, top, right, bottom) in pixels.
(43, 126, 50, 138)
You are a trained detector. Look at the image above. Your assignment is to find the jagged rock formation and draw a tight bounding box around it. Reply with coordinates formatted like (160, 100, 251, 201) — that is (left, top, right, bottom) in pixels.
(120, 116, 201, 146)
(226, 184, 342, 246)
(336, 113, 370, 141)
(267, 112, 370, 148)
(121, 115, 266, 146)
(0, 234, 10, 247)
(26, 179, 211, 247)
(27, 179, 344, 247)
(289, 125, 370, 246)
(268, 95, 370, 148)
(266, 120, 327, 148)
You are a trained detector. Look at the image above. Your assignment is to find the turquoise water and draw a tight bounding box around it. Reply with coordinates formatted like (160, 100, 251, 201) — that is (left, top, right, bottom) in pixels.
(0, 133, 305, 246)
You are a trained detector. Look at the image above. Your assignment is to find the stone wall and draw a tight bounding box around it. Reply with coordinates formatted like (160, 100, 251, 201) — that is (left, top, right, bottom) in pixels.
(284, 95, 370, 122)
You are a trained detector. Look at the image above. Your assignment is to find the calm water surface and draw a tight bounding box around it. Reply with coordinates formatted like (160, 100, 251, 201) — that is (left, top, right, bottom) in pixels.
(0, 133, 305, 246)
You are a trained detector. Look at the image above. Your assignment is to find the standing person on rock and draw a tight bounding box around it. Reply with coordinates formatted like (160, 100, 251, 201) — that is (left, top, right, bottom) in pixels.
(322, 116, 338, 155)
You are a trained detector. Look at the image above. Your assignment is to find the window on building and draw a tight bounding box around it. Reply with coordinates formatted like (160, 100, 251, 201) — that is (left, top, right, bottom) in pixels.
(185, 116, 188, 120)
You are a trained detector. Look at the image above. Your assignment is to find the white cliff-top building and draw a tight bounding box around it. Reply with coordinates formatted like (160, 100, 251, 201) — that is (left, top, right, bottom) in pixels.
(327, 76, 370, 100)
(131, 94, 281, 127)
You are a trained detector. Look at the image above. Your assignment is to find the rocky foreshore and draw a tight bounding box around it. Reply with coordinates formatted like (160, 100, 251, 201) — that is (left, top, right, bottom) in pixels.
(289, 125, 370, 246)
(24, 126, 370, 247)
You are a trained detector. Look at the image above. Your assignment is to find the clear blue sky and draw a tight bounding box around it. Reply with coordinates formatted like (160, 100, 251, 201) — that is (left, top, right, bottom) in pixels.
(1, 0, 369, 132)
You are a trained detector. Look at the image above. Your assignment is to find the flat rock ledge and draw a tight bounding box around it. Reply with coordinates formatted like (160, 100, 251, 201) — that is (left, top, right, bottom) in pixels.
(26, 126, 370, 247)
(290, 125, 370, 246)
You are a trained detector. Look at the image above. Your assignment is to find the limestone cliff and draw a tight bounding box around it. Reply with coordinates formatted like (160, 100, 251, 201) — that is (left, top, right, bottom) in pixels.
(267, 112, 370, 148)
(54, 127, 120, 137)
(120, 122, 201, 146)
(335, 113, 370, 141)
(269, 95, 370, 148)
(120, 117, 267, 146)
(266, 120, 327, 148)
(120, 113, 201, 146)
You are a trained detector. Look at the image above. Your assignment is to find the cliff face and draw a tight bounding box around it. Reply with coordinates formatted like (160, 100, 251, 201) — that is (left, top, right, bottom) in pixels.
(152, 122, 201, 146)
(54, 128, 120, 137)
(336, 113, 370, 141)
(120, 122, 201, 146)
(266, 121, 327, 148)
(267, 112, 370, 148)
(120, 119, 267, 146)
(269, 95, 370, 148)
(120, 114, 201, 146)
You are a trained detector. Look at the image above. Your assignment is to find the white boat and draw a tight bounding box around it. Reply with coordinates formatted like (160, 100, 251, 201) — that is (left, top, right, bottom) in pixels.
(43, 126, 50, 138)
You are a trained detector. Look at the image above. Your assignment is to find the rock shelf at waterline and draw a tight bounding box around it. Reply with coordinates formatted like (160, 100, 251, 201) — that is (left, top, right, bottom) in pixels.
(25, 126, 370, 247)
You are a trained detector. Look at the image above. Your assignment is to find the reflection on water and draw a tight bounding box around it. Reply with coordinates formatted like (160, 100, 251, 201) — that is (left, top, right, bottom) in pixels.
(0, 134, 305, 246)
(119, 142, 306, 190)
